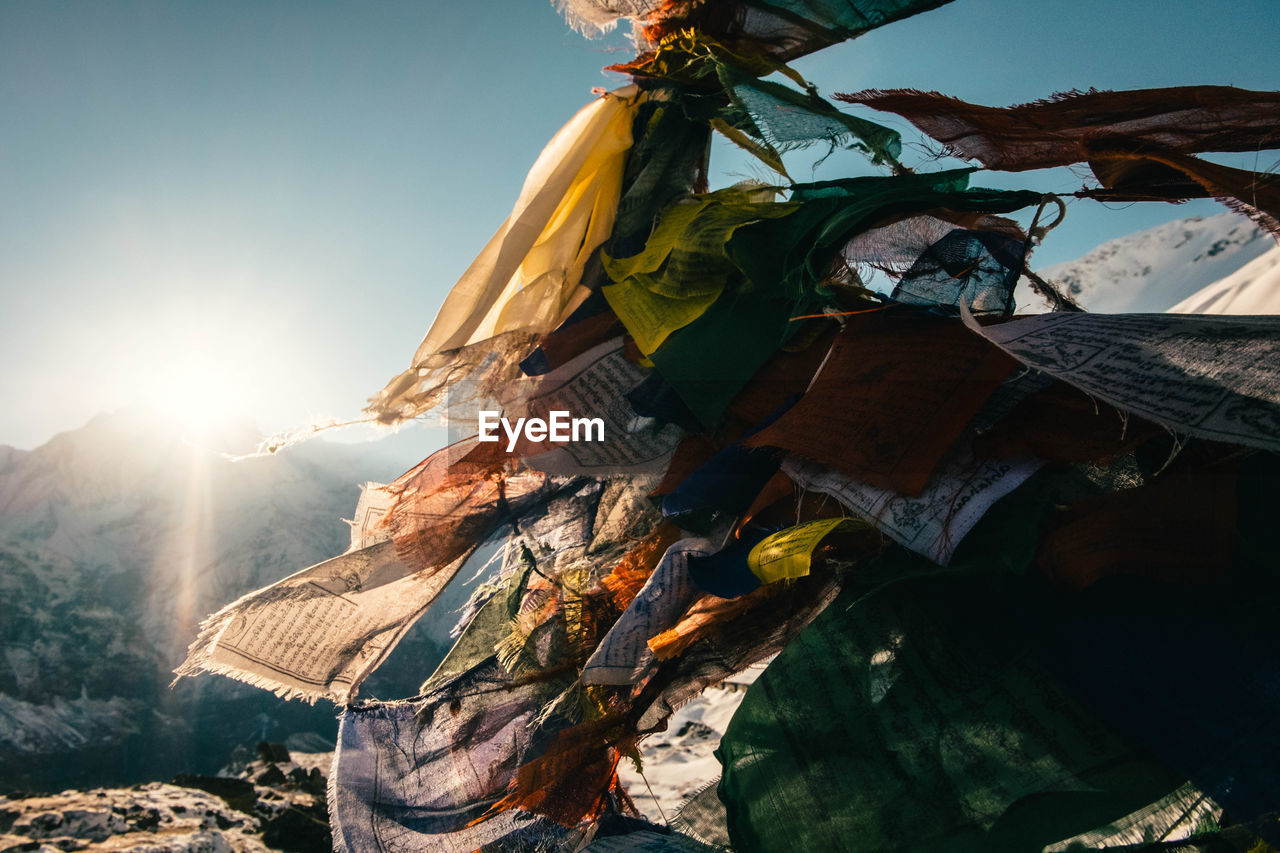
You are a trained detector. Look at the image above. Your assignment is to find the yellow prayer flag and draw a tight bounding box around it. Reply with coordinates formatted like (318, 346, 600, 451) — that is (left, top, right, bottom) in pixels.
(748, 517, 862, 584)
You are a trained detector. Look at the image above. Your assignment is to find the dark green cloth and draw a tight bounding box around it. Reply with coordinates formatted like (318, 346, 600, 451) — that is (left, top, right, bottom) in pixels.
(728, 169, 1042, 298)
(719, 63, 902, 166)
(715, 570, 1181, 852)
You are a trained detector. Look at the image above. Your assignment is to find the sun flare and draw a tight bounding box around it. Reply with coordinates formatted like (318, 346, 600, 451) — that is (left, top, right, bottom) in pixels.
(143, 350, 251, 437)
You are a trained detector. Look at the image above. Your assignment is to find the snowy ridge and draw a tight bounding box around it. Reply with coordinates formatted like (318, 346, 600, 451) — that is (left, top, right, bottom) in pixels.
(1031, 213, 1271, 313)
(1171, 243, 1280, 314)
(620, 662, 767, 821)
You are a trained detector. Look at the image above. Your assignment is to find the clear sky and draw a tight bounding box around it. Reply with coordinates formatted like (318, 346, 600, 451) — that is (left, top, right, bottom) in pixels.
(2, 0, 1277, 450)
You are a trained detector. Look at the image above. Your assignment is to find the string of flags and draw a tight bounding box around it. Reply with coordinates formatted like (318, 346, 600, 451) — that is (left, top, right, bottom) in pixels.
(177, 1, 1280, 849)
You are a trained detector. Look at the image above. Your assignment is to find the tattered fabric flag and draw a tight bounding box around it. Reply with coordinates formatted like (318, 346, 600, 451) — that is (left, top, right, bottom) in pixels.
(172, 539, 459, 704)
(1083, 145, 1280, 237)
(602, 185, 797, 355)
(782, 430, 1042, 567)
(960, 308, 1280, 454)
(747, 517, 864, 584)
(173, 438, 556, 702)
(838, 86, 1280, 234)
(369, 85, 643, 424)
(841, 213, 1028, 314)
(617, 0, 960, 62)
(837, 86, 1280, 171)
(684, 517, 860, 598)
(715, 60, 903, 174)
(746, 312, 1016, 496)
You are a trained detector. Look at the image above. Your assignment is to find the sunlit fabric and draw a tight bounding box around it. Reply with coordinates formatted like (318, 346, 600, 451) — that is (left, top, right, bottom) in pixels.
(369, 85, 643, 424)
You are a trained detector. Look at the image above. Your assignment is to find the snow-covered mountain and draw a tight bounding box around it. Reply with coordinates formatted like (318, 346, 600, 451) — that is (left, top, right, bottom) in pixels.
(1030, 213, 1272, 313)
(619, 664, 765, 822)
(0, 407, 453, 792)
(1171, 243, 1280, 314)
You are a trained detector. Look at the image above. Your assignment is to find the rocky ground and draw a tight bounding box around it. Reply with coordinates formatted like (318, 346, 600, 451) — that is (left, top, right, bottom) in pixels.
(0, 744, 331, 853)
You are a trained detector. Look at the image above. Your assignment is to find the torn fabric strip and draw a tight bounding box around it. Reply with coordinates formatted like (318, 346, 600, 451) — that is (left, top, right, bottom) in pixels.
(173, 539, 463, 704)
(837, 85, 1280, 171)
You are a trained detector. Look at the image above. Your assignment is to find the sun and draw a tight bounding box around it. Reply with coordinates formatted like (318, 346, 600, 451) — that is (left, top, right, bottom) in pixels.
(143, 349, 251, 438)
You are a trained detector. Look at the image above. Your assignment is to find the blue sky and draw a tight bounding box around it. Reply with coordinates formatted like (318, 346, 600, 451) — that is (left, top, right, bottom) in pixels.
(2, 0, 1277, 449)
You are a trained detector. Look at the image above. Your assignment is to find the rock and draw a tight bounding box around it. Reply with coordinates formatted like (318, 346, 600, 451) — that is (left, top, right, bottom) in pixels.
(254, 744, 290, 766)
(259, 804, 331, 853)
(0, 784, 268, 852)
(251, 767, 285, 788)
(169, 775, 256, 816)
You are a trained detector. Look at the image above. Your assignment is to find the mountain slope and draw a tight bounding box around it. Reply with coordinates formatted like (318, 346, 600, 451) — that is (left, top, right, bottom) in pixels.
(1170, 243, 1280, 314)
(1031, 213, 1271, 313)
(0, 407, 454, 792)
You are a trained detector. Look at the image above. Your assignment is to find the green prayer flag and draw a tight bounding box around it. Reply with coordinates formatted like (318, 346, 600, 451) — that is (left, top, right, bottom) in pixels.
(716, 572, 1180, 852)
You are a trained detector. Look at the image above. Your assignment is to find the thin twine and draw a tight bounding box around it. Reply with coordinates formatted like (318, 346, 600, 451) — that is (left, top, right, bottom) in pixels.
(637, 763, 670, 825)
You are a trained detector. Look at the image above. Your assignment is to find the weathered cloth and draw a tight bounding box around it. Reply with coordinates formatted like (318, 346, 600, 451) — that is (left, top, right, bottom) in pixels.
(370, 86, 643, 423)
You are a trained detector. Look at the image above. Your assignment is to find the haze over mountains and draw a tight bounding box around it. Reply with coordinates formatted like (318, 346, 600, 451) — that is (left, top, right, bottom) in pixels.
(0, 408, 458, 791)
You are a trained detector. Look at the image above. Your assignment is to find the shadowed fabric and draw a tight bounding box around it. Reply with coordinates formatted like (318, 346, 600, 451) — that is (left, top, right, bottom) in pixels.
(716, 573, 1182, 853)
(1083, 145, 1280, 237)
(838, 86, 1280, 235)
(603, 186, 797, 355)
(746, 313, 1015, 496)
(628, 0, 960, 62)
(837, 86, 1280, 171)
(643, 172, 1038, 428)
(842, 214, 1028, 314)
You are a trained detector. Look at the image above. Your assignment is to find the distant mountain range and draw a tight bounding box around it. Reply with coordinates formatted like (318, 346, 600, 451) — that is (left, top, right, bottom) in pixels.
(0, 406, 462, 792)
